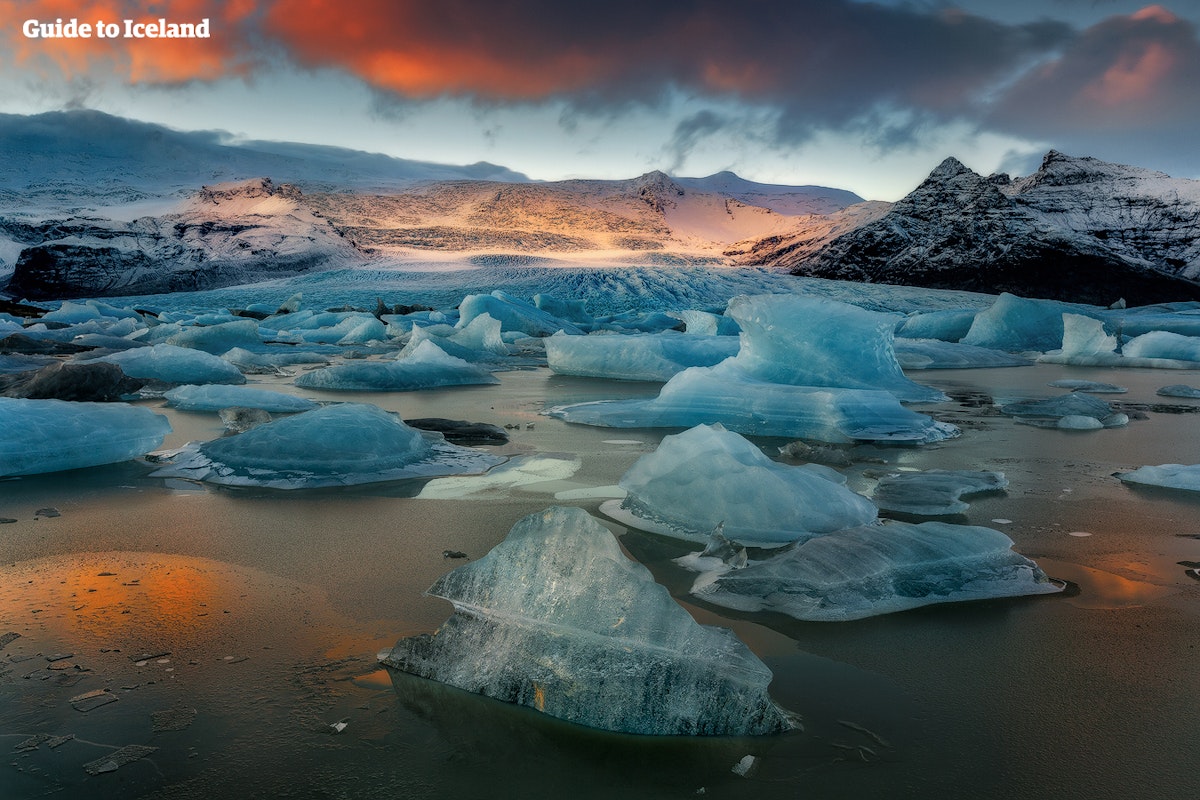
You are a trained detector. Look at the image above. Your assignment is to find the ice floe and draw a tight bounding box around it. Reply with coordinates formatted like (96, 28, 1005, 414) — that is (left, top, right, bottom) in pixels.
(0, 397, 171, 476)
(294, 340, 499, 392)
(380, 506, 795, 735)
(93, 344, 247, 385)
(1157, 384, 1200, 398)
(872, 470, 1008, 516)
(163, 384, 318, 413)
(545, 332, 738, 382)
(1118, 464, 1200, 492)
(150, 402, 503, 489)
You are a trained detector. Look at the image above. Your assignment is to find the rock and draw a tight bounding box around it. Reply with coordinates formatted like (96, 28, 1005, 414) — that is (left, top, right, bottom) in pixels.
(404, 418, 509, 446)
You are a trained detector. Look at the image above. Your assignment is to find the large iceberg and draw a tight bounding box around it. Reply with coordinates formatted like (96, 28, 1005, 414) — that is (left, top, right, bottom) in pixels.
(545, 332, 738, 382)
(150, 403, 504, 489)
(165, 319, 264, 353)
(603, 424, 876, 546)
(457, 291, 583, 337)
(548, 295, 956, 444)
(689, 520, 1062, 622)
(0, 397, 171, 477)
(961, 293, 1085, 352)
(294, 341, 499, 392)
(380, 506, 795, 736)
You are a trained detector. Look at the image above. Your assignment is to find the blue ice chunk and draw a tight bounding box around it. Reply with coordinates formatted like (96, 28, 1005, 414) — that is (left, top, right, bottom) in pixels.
(894, 309, 978, 342)
(163, 384, 319, 413)
(533, 294, 594, 325)
(1122, 331, 1200, 363)
(1157, 384, 1200, 398)
(220, 347, 330, 370)
(150, 402, 504, 489)
(545, 332, 738, 382)
(962, 293, 1098, 352)
(872, 470, 1008, 516)
(400, 315, 509, 364)
(294, 340, 499, 392)
(667, 310, 741, 336)
(0, 397, 171, 477)
(96, 344, 247, 385)
(1119, 464, 1200, 492)
(1000, 393, 1127, 428)
(605, 424, 876, 546)
(381, 506, 795, 736)
(894, 339, 1033, 369)
(43, 300, 142, 324)
(165, 319, 263, 354)
(457, 291, 583, 336)
(689, 520, 1061, 621)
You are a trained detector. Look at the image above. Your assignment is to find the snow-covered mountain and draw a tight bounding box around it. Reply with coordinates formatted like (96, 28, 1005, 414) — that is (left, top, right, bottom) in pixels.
(743, 152, 1200, 305)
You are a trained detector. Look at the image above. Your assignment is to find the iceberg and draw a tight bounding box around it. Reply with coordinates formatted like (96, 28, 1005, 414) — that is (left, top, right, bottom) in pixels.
(689, 520, 1062, 622)
(165, 319, 263, 354)
(163, 384, 319, 413)
(1047, 379, 1127, 394)
(894, 309, 977, 342)
(894, 339, 1033, 369)
(1121, 331, 1200, 364)
(380, 506, 795, 736)
(666, 309, 741, 336)
(0, 397, 171, 477)
(457, 291, 583, 337)
(872, 470, 1008, 516)
(1000, 393, 1127, 428)
(150, 403, 504, 489)
(94, 344, 247, 385)
(962, 293, 1086, 352)
(294, 341, 499, 392)
(1157, 384, 1200, 398)
(603, 424, 876, 547)
(549, 360, 958, 444)
(1119, 464, 1200, 492)
(545, 332, 738, 382)
(1, 361, 143, 402)
(400, 317, 509, 365)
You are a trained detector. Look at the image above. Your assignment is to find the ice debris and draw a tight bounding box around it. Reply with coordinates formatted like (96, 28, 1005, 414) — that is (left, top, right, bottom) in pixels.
(0, 397, 171, 477)
(873, 470, 1008, 516)
(381, 506, 795, 735)
(150, 402, 504, 489)
(1119, 464, 1200, 492)
(604, 424, 876, 547)
(1047, 379, 1127, 394)
(83, 744, 157, 775)
(689, 520, 1062, 622)
(295, 340, 498, 392)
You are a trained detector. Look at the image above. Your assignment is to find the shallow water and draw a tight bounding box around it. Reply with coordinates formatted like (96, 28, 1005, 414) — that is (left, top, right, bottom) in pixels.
(2, 362, 1198, 799)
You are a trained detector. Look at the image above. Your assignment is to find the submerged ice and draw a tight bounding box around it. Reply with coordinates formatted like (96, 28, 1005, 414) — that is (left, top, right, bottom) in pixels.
(380, 506, 795, 736)
(872, 470, 1008, 516)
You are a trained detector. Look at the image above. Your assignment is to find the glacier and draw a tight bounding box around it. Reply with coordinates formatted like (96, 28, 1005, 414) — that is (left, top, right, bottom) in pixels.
(380, 506, 795, 736)
(0, 396, 171, 477)
(689, 520, 1062, 622)
(602, 424, 876, 546)
(150, 402, 504, 489)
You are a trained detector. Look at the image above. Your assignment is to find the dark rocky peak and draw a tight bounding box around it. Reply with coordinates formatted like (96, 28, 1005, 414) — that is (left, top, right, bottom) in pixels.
(891, 157, 1013, 218)
(196, 177, 303, 205)
(631, 170, 685, 212)
(1016, 150, 1170, 190)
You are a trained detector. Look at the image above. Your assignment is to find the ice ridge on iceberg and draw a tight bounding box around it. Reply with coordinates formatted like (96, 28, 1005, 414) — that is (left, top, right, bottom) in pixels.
(602, 424, 876, 546)
(381, 506, 796, 736)
(0, 397, 171, 477)
(689, 520, 1062, 622)
(150, 402, 504, 489)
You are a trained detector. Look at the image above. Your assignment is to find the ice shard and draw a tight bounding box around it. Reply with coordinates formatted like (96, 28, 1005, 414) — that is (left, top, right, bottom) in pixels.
(381, 506, 795, 735)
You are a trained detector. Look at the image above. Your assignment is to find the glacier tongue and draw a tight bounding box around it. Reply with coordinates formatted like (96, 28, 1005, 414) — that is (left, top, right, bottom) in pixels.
(381, 506, 795, 736)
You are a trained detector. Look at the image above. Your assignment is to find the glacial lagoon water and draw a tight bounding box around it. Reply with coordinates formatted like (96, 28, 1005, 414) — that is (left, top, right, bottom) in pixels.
(2, 272, 1199, 799)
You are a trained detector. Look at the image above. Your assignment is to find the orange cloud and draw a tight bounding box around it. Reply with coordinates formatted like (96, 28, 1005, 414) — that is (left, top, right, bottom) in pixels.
(1, 0, 254, 84)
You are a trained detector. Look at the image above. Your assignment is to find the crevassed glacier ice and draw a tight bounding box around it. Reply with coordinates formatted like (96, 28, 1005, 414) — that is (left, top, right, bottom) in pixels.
(602, 424, 876, 546)
(872, 470, 1008, 516)
(150, 402, 504, 489)
(1118, 464, 1200, 492)
(0, 397, 171, 477)
(294, 340, 499, 392)
(549, 360, 958, 443)
(163, 384, 319, 413)
(545, 332, 738, 382)
(690, 520, 1062, 622)
(95, 344, 247, 385)
(380, 506, 795, 735)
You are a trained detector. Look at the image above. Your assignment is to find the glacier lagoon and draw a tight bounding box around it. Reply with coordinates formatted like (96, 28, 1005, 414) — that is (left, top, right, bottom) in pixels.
(1, 267, 1198, 800)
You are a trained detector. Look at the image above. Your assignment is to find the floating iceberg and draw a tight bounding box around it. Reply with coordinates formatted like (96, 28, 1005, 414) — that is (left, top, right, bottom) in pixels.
(457, 291, 583, 337)
(548, 295, 955, 443)
(381, 506, 795, 736)
(603, 424, 876, 546)
(894, 340, 1032, 370)
(1047, 379, 1127, 394)
(95, 344, 247, 385)
(0, 397, 171, 477)
(689, 520, 1061, 622)
(962, 293, 1085, 352)
(151, 403, 504, 489)
(220, 347, 330, 372)
(873, 470, 1008, 516)
(1157, 384, 1200, 398)
(401, 316, 509, 364)
(294, 341, 499, 392)
(163, 384, 318, 413)
(1, 361, 143, 402)
(545, 332, 738, 382)
(666, 309, 740, 336)
(1121, 331, 1200, 363)
(549, 360, 958, 443)
(165, 319, 263, 353)
(1118, 464, 1200, 492)
(894, 309, 977, 342)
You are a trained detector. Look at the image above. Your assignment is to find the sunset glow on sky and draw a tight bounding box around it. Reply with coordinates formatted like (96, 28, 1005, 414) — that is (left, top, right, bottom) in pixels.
(2, 0, 1198, 199)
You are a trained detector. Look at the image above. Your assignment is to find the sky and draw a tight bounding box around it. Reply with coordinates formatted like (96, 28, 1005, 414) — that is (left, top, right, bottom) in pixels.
(2, 0, 1199, 200)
